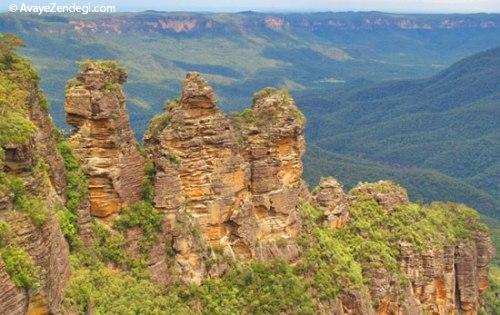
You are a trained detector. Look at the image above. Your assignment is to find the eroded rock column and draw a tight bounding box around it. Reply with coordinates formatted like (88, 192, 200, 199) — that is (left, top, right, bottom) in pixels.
(64, 61, 145, 217)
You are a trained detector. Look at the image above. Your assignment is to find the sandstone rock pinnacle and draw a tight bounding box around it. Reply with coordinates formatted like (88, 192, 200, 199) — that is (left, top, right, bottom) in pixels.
(64, 61, 145, 217)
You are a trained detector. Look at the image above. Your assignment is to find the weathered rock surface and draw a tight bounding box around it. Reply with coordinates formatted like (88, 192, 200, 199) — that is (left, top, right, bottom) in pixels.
(2, 58, 494, 315)
(315, 181, 495, 315)
(350, 180, 409, 211)
(144, 74, 306, 281)
(0, 259, 27, 315)
(64, 62, 145, 217)
(1, 71, 71, 314)
(313, 177, 349, 228)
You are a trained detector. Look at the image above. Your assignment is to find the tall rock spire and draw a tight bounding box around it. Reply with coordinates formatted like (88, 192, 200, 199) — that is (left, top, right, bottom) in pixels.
(64, 61, 145, 217)
(144, 73, 308, 265)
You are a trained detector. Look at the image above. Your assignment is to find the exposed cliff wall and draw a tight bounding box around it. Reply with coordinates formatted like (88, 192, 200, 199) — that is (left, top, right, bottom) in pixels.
(143, 73, 306, 282)
(0, 36, 71, 314)
(312, 180, 495, 314)
(64, 61, 145, 218)
(1, 49, 494, 315)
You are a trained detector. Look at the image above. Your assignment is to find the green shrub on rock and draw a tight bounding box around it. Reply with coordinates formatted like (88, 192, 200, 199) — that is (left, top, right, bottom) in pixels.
(0, 246, 40, 289)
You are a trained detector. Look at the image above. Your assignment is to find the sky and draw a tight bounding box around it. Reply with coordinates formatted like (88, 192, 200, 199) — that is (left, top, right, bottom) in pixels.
(1, 0, 499, 13)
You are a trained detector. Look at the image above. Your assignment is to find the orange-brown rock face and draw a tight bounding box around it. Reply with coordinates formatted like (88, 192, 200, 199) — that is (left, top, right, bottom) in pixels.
(236, 87, 307, 261)
(64, 62, 145, 217)
(316, 181, 495, 315)
(144, 74, 306, 278)
(313, 177, 349, 229)
(1, 62, 71, 314)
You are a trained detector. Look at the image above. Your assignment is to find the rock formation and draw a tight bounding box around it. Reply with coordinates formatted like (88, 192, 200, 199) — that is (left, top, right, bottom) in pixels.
(1, 52, 495, 314)
(144, 74, 306, 276)
(313, 177, 350, 228)
(64, 61, 145, 217)
(315, 180, 495, 314)
(0, 46, 71, 314)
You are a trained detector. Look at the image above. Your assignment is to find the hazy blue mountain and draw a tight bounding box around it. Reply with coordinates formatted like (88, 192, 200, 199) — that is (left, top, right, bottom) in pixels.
(304, 47, 500, 217)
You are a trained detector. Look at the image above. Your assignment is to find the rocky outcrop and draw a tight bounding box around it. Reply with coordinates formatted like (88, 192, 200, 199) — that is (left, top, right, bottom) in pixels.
(1, 45, 495, 314)
(64, 61, 145, 217)
(314, 180, 495, 315)
(313, 177, 349, 228)
(1, 53, 71, 314)
(144, 74, 306, 280)
(349, 180, 409, 211)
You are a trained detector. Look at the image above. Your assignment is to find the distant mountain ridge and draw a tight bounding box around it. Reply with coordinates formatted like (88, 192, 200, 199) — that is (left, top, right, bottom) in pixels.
(305, 46, 500, 217)
(2, 11, 500, 34)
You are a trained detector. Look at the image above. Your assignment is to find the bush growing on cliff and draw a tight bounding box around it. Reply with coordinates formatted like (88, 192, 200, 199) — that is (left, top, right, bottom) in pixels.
(142, 161, 155, 202)
(183, 260, 316, 314)
(0, 34, 46, 148)
(296, 202, 364, 300)
(0, 172, 49, 226)
(56, 137, 88, 213)
(90, 221, 149, 278)
(252, 87, 278, 104)
(481, 266, 500, 314)
(55, 133, 89, 248)
(56, 207, 80, 249)
(78, 59, 126, 78)
(0, 246, 40, 289)
(146, 113, 171, 139)
(114, 200, 164, 253)
(0, 220, 11, 247)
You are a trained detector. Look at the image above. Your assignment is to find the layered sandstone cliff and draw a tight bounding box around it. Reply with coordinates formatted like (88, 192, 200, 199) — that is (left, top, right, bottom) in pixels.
(64, 61, 145, 218)
(0, 44, 71, 314)
(1, 53, 495, 315)
(144, 74, 306, 272)
(314, 180, 495, 315)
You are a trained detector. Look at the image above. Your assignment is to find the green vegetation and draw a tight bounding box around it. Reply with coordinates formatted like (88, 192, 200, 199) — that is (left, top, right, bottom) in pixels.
(62, 196, 489, 313)
(63, 266, 189, 314)
(0, 220, 40, 290)
(56, 134, 88, 213)
(63, 256, 317, 314)
(252, 87, 278, 104)
(78, 59, 126, 78)
(305, 47, 500, 218)
(37, 89, 50, 111)
(0, 246, 40, 289)
(297, 197, 486, 303)
(4, 15, 498, 217)
(168, 152, 180, 165)
(146, 113, 171, 139)
(89, 220, 149, 278)
(482, 266, 500, 314)
(142, 161, 155, 202)
(297, 202, 364, 300)
(0, 172, 49, 226)
(231, 108, 255, 126)
(0, 34, 38, 147)
(0, 220, 11, 247)
(102, 80, 119, 92)
(185, 260, 316, 314)
(304, 146, 499, 218)
(55, 131, 89, 249)
(114, 201, 163, 253)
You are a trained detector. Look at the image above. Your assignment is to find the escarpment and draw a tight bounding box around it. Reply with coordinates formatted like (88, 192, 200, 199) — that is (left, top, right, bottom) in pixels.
(0, 36, 71, 314)
(311, 180, 495, 314)
(64, 61, 145, 217)
(1, 48, 495, 315)
(144, 73, 306, 266)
